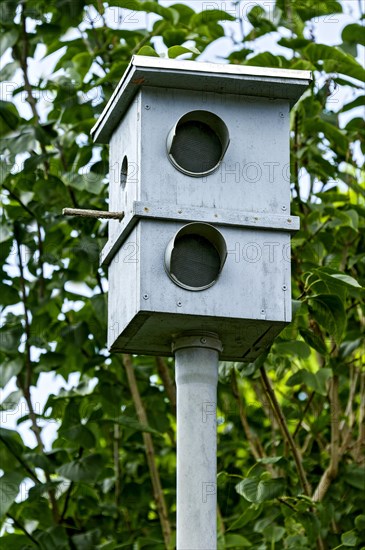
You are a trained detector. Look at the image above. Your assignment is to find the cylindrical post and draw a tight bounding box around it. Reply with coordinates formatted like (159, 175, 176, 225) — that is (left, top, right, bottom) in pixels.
(172, 332, 222, 550)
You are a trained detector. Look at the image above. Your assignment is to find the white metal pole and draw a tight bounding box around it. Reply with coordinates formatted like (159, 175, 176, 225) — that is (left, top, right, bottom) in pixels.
(172, 332, 222, 550)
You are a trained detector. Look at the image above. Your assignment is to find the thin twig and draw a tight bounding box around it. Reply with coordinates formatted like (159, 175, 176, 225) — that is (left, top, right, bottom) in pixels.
(231, 370, 266, 463)
(6, 514, 40, 547)
(15, 227, 60, 523)
(293, 391, 315, 438)
(113, 424, 122, 511)
(122, 354, 172, 548)
(313, 375, 340, 502)
(259, 367, 311, 496)
(63, 207, 124, 220)
(0, 434, 40, 484)
(155, 357, 176, 414)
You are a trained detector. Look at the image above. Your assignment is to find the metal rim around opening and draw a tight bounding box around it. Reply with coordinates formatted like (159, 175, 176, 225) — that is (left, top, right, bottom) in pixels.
(164, 222, 227, 291)
(166, 110, 230, 177)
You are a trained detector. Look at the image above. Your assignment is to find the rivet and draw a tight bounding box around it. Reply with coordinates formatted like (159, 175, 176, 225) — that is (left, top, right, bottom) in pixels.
(280, 112, 284, 118)
(287, 218, 292, 223)
(261, 309, 265, 314)
(143, 293, 149, 300)
(200, 337, 207, 344)
(281, 205, 287, 211)
(145, 105, 150, 110)
(177, 210, 182, 214)
(282, 285, 287, 291)
(177, 301, 182, 307)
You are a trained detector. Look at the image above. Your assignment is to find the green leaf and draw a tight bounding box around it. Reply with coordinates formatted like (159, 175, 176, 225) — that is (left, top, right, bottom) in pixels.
(224, 533, 252, 547)
(190, 9, 235, 28)
(236, 477, 286, 503)
(0, 29, 19, 55)
(244, 52, 286, 68)
(341, 96, 365, 113)
(0, 100, 20, 135)
(342, 24, 365, 46)
(0, 60, 20, 81)
(114, 415, 163, 436)
(167, 45, 200, 58)
(0, 534, 36, 549)
(111, 0, 178, 23)
(0, 472, 24, 517)
(299, 329, 327, 355)
(305, 43, 365, 82)
(275, 340, 311, 358)
(341, 530, 358, 547)
(57, 454, 104, 483)
(286, 368, 332, 396)
(344, 464, 365, 490)
(308, 294, 346, 344)
(136, 45, 159, 57)
(0, 283, 19, 307)
(263, 524, 286, 542)
(60, 425, 96, 448)
(328, 273, 362, 289)
(72, 52, 92, 80)
(0, 359, 23, 388)
(355, 515, 365, 531)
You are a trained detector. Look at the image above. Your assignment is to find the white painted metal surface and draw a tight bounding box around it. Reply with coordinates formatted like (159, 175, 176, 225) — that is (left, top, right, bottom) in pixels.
(100, 201, 299, 266)
(107, 219, 290, 360)
(91, 55, 312, 143)
(94, 55, 311, 359)
(173, 333, 222, 550)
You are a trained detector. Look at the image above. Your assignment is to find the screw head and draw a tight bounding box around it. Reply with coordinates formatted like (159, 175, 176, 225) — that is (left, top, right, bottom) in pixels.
(145, 104, 150, 110)
(143, 293, 149, 300)
(281, 205, 287, 211)
(200, 337, 207, 344)
(177, 301, 182, 307)
(282, 285, 287, 291)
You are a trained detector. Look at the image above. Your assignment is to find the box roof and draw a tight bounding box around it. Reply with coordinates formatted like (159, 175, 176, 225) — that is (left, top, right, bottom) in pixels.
(91, 55, 312, 143)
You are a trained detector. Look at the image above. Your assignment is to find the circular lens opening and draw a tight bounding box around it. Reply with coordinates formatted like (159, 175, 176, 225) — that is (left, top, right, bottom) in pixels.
(170, 121, 222, 174)
(167, 111, 229, 177)
(170, 234, 221, 289)
(120, 156, 128, 189)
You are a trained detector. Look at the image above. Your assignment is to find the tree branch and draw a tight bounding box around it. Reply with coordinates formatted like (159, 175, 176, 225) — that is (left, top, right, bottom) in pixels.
(231, 369, 266, 463)
(113, 423, 122, 514)
(14, 227, 60, 523)
(18, 7, 49, 174)
(6, 513, 40, 547)
(0, 434, 40, 484)
(259, 366, 311, 496)
(293, 391, 315, 438)
(313, 375, 340, 502)
(155, 356, 176, 415)
(122, 354, 172, 548)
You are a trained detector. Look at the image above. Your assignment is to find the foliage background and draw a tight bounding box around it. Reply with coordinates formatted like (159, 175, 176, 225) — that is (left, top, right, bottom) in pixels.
(0, 0, 364, 548)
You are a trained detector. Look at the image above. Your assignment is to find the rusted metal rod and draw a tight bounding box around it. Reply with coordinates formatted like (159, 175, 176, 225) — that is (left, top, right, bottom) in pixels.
(62, 208, 124, 220)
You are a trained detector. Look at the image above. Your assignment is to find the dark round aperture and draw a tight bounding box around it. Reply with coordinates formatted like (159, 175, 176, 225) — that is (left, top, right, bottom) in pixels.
(170, 120, 223, 174)
(170, 234, 221, 289)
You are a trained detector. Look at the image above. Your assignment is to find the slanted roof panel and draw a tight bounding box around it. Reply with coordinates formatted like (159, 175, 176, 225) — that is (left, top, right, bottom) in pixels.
(91, 55, 312, 143)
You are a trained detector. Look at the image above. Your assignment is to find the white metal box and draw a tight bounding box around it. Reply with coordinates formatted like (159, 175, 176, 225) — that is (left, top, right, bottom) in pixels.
(91, 56, 311, 360)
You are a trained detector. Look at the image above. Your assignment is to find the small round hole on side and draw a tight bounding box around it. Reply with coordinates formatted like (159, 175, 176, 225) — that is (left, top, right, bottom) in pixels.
(120, 156, 128, 189)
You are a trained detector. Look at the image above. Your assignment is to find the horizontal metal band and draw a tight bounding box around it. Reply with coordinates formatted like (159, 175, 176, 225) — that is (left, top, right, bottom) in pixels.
(100, 201, 300, 266)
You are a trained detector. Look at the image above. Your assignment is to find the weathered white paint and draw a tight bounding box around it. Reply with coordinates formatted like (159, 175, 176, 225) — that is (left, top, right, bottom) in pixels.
(173, 333, 222, 550)
(91, 55, 312, 142)
(107, 218, 291, 360)
(93, 56, 311, 359)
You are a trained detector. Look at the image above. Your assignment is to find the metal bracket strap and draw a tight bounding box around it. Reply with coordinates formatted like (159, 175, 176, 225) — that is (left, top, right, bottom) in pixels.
(100, 201, 300, 266)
